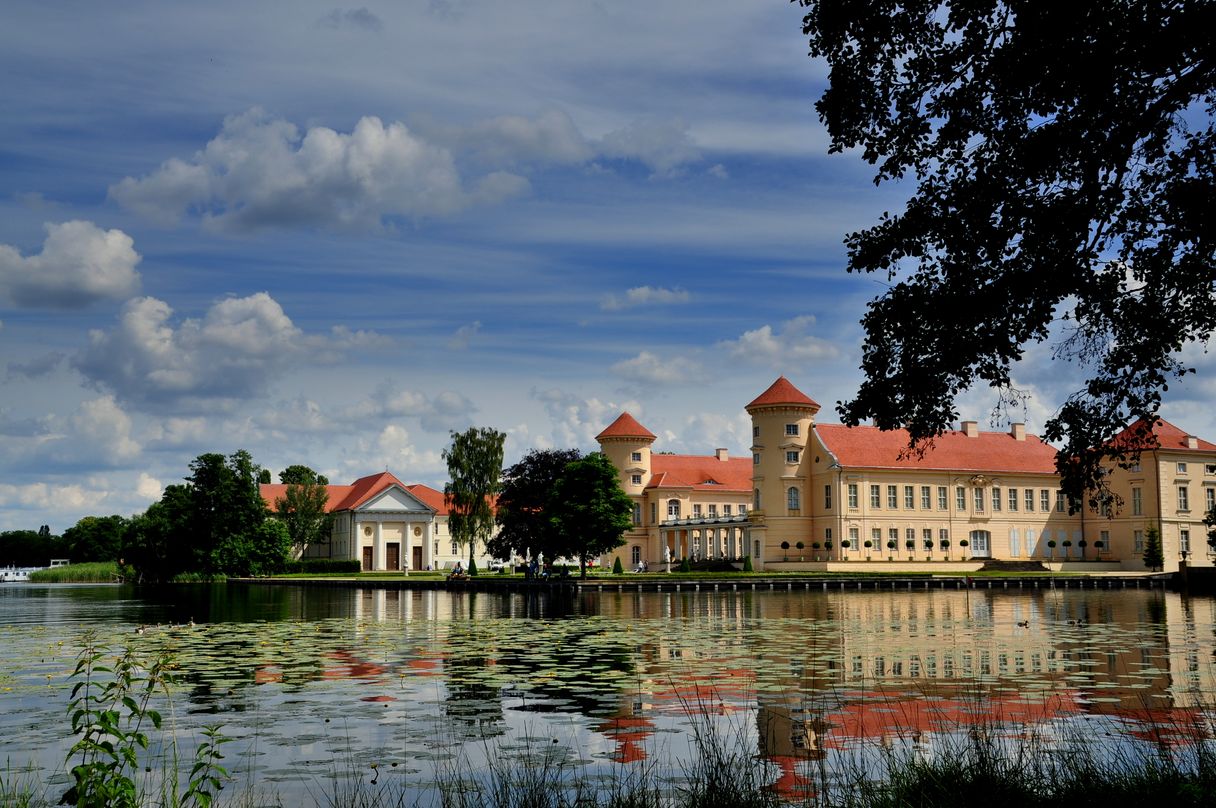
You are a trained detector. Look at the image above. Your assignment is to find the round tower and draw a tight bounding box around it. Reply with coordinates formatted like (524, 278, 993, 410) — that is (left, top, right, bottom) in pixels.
(596, 412, 656, 500)
(745, 377, 820, 566)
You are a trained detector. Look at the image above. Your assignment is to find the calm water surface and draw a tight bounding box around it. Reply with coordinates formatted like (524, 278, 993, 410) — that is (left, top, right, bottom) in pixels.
(1, 583, 1213, 801)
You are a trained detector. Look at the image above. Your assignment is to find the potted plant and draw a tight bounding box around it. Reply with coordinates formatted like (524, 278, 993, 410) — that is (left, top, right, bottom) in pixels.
(796, 540, 806, 561)
(1047, 539, 1057, 559)
(864, 539, 873, 560)
(1078, 538, 1088, 559)
(1093, 539, 1105, 554)
(886, 539, 896, 560)
(905, 539, 915, 559)
(781, 540, 790, 561)
(959, 539, 969, 558)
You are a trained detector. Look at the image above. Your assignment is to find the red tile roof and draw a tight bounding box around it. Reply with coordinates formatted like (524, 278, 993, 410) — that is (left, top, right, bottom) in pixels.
(1111, 418, 1216, 453)
(597, 412, 657, 441)
(404, 483, 448, 515)
(746, 377, 820, 411)
(815, 424, 1059, 474)
(646, 454, 753, 491)
(260, 471, 430, 513)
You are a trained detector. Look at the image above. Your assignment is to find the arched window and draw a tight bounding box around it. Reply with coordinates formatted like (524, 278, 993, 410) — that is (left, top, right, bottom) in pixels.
(667, 499, 681, 519)
(787, 487, 800, 511)
(753, 489, 761, 510)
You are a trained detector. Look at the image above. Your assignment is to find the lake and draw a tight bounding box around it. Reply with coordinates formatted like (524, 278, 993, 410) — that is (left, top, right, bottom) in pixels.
(1, 582, 1213, 803)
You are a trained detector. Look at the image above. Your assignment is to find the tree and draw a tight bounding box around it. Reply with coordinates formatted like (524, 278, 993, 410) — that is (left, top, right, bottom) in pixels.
(1204, 504, 1216, 552)
(0, 529, 64, 566)
(443, 427, 506, 569)
(1142, 525, 1164, 571)
(546, 452, 633, 578)
(491, 448, 582, 563)
(797, 0, 1216, 508)
(279, 465, 329, 486)
(273, 465, 332, 556)
(61, 515, 128, 563)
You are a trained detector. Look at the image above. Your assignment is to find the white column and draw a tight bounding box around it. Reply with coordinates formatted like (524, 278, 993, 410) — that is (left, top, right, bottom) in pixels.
(423, 520, 434, 571)
(374, 521, 384, 570)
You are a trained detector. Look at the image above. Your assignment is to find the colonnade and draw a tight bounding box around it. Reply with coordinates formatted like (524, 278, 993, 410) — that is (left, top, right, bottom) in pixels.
(658, 524, 748, 561)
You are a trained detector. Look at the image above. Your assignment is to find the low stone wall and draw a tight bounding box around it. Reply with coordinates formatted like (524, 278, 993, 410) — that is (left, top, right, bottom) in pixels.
(765, 560, 984, 573)
(1042, 561, 1127, 572)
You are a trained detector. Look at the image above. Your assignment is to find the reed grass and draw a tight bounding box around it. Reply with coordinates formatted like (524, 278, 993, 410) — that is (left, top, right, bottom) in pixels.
(27, 562, 120, 584)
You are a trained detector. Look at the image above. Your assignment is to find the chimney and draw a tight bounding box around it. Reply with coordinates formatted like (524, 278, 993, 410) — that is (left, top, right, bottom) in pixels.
(962, 421, 979, 438)
(715, 448, 729, 461)
(1187, 435, 1199, 449)
(1010, 423, 1026, 441)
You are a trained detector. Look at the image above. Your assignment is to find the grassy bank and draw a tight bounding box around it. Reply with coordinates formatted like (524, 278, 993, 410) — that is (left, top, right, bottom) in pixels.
(27, 562, 120, 583)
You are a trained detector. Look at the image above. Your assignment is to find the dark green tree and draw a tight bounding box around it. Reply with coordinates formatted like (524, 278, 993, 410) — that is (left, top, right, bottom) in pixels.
(273, 465, 333, 555)
(0, 529, 64, 566)
(443, 427, 506, 570)
(796, 0, 1216, 508)
(122, 485, 194, 581)
(491, 448, 582, 563)
(279, 465, 329, 486)
(61, 515, 128, 563)
(1142, 525, 1164, 571)
(546, 452, 633, 578)
(1205, 505, 1216, 551)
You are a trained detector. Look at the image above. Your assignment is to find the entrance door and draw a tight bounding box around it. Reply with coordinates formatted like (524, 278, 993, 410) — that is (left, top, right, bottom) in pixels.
(970, 530, 991, 558)
(412, 546, 423, 570)
(362, 547, 373, 571)
(386, 542, 400, 571)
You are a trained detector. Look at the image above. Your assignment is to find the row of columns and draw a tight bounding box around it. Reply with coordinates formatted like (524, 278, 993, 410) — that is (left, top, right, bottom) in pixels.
(357, 517, 435, 571)
(659, 525, 748, 562)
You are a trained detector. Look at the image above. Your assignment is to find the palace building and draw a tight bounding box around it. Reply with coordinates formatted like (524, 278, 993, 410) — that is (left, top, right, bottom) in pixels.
(599, 376, 1215, 573)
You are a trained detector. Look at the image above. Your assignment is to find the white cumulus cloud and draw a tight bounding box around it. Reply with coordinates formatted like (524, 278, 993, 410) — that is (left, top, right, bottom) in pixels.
(109, 108, 529, 232)
(596, 118, 702, 177)
(718, 316, 841, 367)
(600, 285, 691, 311)
(611, 350, 703, 386)
(0, 221, 140, 308)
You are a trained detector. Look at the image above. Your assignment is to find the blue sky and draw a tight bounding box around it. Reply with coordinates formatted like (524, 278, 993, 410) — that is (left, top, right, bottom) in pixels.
(3, 1, 1215, 532)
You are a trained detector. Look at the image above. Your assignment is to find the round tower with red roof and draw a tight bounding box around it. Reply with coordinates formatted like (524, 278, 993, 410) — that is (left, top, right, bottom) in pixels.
(596, 412, 657, 509)
(746, 377, 821, 563)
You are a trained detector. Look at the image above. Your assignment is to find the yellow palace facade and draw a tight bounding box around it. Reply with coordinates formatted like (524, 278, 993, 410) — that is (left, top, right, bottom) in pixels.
(598, 377, 1216, 574)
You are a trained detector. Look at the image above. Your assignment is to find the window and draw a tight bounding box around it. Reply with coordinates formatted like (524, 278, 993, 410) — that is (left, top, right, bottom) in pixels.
(871, 527, 881, 542)
(752, 425, 760, 439)
(825, 528, 833, 541)
(939, 528, 949, 543)
(889, 528, 899, 542)
(992, 487, 1002, 511)
(753, 452, 760, 465)
(1056, 491, 1066, 512)
(1099, 529, 1109, 549)
(1008, 488, 1018, 511)
(650, 503, 657, 523)
(1207, 464, 1216, 476)
(848, 483, 859, 508)
(1134, 530, 1144, 553)
(1041, 489, 1051, 511)
(1178, 486, 1189, 511)
(785, 423, 799, 436)
(723, 504, 732, 516)
(937, 486, 947, 509)
(1132, 487, 1143, 516)
(632, 503, 641, 525)
(451, 541, 459, 555)
(887, 485, 898, 509)
(956, 487, 966, 510)
(739, 503, 748, 514)
(851, 527, 861, 543)
(1025, 489, 1034, 511)
(1207, 487, 1216, 512)
(904, 486, 915, 508)
(631, 546, 641, 565)
(974, 487, 985, 512)
(871, 485, 881, 508)
(921, 485, 931, 509)
(1177, 462, 1188, 474)
(824, 485, 833, 510)
(1181, 530, 1191, 554)
(906, 528, 916, 542)
(708, 504, 718, 517)
(753, 489, 761, 510)
(786, 450, 800, 464)
(1130, 462, 1142, 473)
(667, 500, 681, 518)
(692, 504, 702, 517)
(787, 487, 800, 512)
(631, 451, 642, 462)
(631, 474, 642, 486)
(923, 528, 932, 543)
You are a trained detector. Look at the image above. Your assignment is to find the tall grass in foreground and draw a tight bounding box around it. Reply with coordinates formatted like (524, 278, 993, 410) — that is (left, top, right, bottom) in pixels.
(28, 562, 120, 583)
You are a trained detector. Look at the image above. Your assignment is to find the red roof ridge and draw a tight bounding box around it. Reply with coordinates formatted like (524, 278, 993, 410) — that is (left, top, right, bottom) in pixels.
(597, 412, 657, 441)
(1112, 417, 1216, 452)
(746, 377, 820, 411)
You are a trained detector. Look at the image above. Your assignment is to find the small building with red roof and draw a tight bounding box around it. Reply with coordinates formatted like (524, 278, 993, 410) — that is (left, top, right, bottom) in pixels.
(599, 377, 1213, 572)
(260, 473, 493, 571)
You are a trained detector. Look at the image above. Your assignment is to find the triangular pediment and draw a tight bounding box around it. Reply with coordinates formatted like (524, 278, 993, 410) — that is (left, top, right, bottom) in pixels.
(357, 485, 435, 513)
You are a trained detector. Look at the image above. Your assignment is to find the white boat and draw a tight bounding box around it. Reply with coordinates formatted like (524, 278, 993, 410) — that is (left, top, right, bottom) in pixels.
(0, 567, 37, 582)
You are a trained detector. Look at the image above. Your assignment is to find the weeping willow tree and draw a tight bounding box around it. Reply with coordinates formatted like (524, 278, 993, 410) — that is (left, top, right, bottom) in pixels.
(443, 427, 506, 571)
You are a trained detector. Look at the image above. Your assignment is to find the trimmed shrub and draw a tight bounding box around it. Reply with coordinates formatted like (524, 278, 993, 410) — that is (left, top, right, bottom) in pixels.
(742, 555, 753, 572)
(612, 556, 624, 574)
(468, 557, 479, 576)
